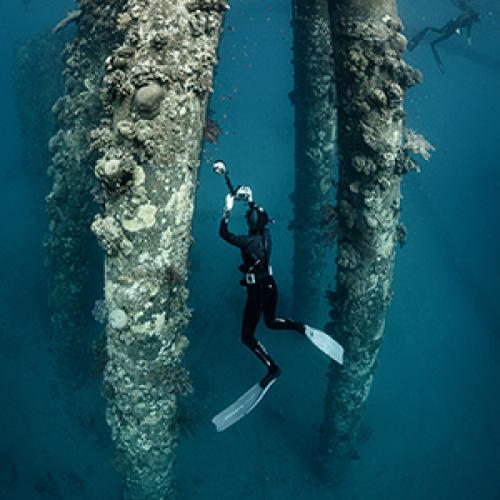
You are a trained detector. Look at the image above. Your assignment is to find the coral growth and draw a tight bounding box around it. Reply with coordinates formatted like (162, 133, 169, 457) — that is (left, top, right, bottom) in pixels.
(91, 215, 133, 256)
(320, 203, 339, 245)
(52, 10, 82, 34)
(203, 117, 221, 144)
(395, 129, 435, 175)
(404, 128, 435, 160)
(134, 82, 165, 118)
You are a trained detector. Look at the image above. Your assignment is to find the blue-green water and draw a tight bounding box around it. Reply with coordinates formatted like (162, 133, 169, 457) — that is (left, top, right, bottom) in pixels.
(1, 1, 499, 499)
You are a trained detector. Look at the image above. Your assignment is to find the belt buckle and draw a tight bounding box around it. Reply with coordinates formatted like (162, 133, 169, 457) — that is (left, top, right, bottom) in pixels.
(245, 273, 256, 285)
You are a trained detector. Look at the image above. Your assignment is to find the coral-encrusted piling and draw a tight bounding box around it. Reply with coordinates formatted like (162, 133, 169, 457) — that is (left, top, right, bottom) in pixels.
(318, 0, 423, 481)
(16, 31, 69, 176)
(46, 2, 125, 386)
(291, 0, 336, 323)
(90, 1, 227, 498)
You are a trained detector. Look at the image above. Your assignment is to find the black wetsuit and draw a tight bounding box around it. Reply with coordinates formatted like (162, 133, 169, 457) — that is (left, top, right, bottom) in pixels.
(219, 217, 304, 386)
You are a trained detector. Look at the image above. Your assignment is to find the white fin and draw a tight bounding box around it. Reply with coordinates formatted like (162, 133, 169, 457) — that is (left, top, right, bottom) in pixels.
(212, 380, 276, 432)
(304, 325, 344, 365)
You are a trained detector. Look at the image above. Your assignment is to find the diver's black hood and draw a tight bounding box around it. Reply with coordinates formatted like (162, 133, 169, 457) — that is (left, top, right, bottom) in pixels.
(246, 206, 269, 233)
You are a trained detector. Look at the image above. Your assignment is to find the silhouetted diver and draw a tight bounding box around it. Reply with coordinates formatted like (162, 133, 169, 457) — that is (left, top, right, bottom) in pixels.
(408, 5, 480, 72)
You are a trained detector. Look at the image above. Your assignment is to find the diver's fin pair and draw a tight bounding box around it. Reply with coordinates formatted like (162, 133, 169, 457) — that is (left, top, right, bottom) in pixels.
(304, 325, 344, 365)
(211, 377, 278, 432)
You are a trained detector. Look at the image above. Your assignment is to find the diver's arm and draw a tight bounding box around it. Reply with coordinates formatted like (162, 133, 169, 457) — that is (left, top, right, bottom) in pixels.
(219, 194, 247, 248)
(219, 218, 248, 248)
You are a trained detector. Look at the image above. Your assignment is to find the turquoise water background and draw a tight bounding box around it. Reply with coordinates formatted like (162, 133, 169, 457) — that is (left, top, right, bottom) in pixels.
(0, 0, 499, 499)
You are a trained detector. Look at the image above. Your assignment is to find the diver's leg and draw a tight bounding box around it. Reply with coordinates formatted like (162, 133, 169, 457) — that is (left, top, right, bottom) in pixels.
(262, 277, 305, 335)
(261, 277, 344, 364)
(241, 284, 280, 381)
(408, 27, 430, 51)
(408, 26, 446, 51)
(431, 34, 450, 72)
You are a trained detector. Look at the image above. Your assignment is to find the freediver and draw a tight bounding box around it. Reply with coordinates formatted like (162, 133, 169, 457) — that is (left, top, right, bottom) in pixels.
(219, 188, 303, 390)
(211, 160, 343, 432)
(408, 6, 480, 72)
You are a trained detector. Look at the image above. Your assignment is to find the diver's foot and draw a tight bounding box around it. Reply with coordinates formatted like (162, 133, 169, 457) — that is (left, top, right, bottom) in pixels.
(260, 365, 281, 389)
(296, 321, 306, 336)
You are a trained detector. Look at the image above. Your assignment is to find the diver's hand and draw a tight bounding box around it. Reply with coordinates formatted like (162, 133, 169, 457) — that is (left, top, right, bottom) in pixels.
(225, 193, 234, 211)
(213, 160, 226, 175)
(223, 193, 234, 218)
(235, 185, 253, 203)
